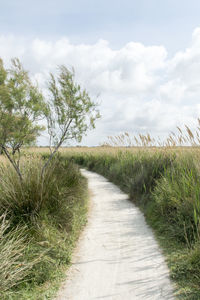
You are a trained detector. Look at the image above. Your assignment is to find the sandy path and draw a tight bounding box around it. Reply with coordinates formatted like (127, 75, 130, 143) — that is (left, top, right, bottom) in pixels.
(56, 169, 174, 300)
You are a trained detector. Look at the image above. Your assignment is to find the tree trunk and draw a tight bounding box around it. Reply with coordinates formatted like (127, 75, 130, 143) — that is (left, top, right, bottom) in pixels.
(1, 146, 23, 182)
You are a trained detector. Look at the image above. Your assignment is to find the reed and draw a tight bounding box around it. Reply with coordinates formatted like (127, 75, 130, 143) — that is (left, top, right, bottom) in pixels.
(103, 118, 200, 148)
(63, 128, 200, 299)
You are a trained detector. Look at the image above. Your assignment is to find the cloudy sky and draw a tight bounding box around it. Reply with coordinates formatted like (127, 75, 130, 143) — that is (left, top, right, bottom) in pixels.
(1, 0, 200, 145)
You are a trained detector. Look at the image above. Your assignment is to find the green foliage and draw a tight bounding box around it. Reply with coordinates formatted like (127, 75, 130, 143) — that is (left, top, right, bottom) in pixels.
(46, 66, 100, 147)
(0, 58, 46, 152)
(0, 214, 41, 297)
(69, 151, 173, 203)
(0, 58, 100, 181)
(0, 56, 95, 298)
(66, 148, 200, 299)
(153, 156, 200, 244)
(0, 156, 86, 225)
(0, 157, 88, 299)
(0, 58, 47, 180)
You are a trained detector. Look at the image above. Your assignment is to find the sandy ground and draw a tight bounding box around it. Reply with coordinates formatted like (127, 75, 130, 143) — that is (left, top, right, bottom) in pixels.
(56, 169, 174, 300)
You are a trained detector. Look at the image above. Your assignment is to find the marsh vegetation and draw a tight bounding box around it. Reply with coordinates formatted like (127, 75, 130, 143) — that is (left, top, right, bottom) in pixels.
(0, 57, 98, 299)
(1, 56, 200, 299)
(64, 126, 200, 299)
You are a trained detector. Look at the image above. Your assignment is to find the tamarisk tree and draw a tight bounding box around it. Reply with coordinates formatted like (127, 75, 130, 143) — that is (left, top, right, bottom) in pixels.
(0, 58, 46, 180)
(0, 58, 100, 180)
(42, 65, 100, 177)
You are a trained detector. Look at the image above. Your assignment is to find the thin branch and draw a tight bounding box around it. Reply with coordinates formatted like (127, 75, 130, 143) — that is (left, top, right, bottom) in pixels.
(1, 145, 23, 182)
(41, 118, 73, 179)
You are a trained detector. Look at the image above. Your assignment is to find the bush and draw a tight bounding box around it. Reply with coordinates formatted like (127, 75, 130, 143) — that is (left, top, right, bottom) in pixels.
(0, 156, 86, 226)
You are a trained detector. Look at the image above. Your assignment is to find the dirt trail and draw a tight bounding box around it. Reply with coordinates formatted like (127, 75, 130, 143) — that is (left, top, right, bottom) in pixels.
(56, 169, 174, 300)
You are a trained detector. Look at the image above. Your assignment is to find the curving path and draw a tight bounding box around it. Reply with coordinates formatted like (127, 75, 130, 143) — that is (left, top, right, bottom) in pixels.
(56, 169, 174, 300)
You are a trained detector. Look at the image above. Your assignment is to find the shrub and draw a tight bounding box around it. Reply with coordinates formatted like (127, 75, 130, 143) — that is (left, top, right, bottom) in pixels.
(0, 156, 86, 226)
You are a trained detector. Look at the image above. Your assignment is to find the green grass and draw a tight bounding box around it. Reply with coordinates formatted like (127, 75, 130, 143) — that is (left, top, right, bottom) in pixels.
(0, 155, 88, 299)
(2, 147, 200, 299)
(65, 148, 200, 299)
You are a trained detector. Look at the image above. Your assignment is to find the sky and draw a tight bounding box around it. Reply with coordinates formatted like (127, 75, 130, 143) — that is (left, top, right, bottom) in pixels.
(1, 0, 200, 145)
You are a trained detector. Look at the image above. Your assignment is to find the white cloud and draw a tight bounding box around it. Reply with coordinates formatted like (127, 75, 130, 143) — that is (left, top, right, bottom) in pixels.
(0, 29, 200, 145)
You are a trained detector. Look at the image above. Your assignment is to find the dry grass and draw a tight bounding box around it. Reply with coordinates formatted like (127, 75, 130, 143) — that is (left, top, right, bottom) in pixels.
(64, 140, 200, 299)
(101, 118, 200, 149)
(0, 155, 9, 164)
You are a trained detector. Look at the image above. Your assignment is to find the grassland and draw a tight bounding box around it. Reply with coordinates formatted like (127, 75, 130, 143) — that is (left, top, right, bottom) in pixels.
(1, 143, 200, 299)
(0, 154, 88, 300)
(62, 146, 200, 299)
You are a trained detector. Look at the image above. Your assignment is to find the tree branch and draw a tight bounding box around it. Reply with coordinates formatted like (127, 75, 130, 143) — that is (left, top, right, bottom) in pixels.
(1, 145, 23, 182)
(41, 118, 73, 179)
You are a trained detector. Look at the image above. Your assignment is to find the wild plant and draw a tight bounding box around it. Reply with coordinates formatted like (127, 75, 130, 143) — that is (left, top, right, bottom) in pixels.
(0, 213, 41, 296)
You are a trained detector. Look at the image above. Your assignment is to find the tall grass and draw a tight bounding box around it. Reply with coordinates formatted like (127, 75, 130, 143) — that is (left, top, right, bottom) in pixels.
(103, 118, 200, 147)
(0, 214, 41, 297)
(152, 155, 200, 245)
(0, 155, 88, 299)
(65, 146, 200, 299)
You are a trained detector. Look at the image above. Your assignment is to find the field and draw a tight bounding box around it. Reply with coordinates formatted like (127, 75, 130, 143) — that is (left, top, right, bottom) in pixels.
(0, 153, 88, 299)
(61, 146, 200, 300)
(1, 145, 200, 299)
